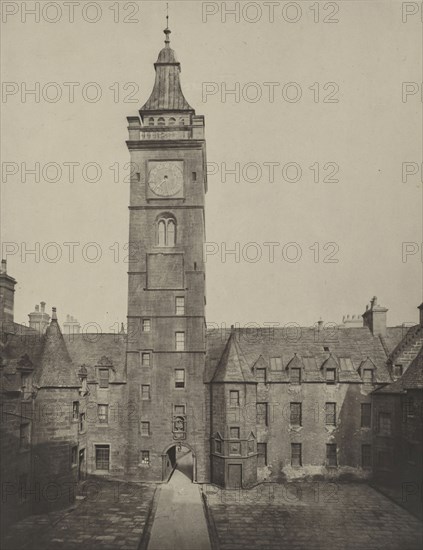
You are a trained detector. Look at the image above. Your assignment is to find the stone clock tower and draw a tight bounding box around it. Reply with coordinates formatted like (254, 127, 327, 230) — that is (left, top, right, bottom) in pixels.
(125, 24, 208, 482)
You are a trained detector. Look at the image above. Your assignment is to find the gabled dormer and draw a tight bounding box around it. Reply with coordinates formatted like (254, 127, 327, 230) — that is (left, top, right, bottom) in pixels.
(358, 357, 376, 384)
(252, 355, 268, 384)
(285, 354, 303, 384)
(321, 354, 339, 384)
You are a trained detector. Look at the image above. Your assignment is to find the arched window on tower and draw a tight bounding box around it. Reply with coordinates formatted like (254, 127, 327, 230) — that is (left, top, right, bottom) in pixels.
(158, 117, 165, 126)
(167, 219, 176, 246)
(158, 220, 166, 246)
(148, 117, 155, 126)
(156, 214, 177, 247)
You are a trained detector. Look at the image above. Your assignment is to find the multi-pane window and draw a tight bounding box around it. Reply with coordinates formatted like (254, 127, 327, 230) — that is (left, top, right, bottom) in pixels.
(361, 403, 371, 428)
(257, 443, 267, 466)
(175, 297, 185, 315)
(326, 443, 337, 466)
(72, 401, 79, 421)
(291, 443, 302, 466)
(361, 444, 371, 468)
(402, 398, 415, 423)
(326, 369, 336, 384)
(142, 319, 151, 332)
(256, 403, 268, 425)
(215, 439, 222, 454)
(79, 412, 86, 433)
(141, 385, 150, 400)
(290, 403, 302, 426)
(229, 390, 240, 407)
(99, 368, 109, 388)
(325, 403, 336, 426)
(175, 332, 185, 351)
(378, 412, 391, 435)
(141, 451, 150, 464)
(141, 422, 150, 436)
(19, 423, 30, 449)
(363, 369, 373, 384)
(71, 446, 78, 465)
(175, 369, 185, 388)
(270, 357, 282, 370)
(256, 368, 266, 383)
(95, 445, 110, 470)
(141, 353, 150, 367)
(290, 368, 301, 384)
(393, 364, 403, 378)
(98, 404, 108, 424)
(230, 427, 240, 439)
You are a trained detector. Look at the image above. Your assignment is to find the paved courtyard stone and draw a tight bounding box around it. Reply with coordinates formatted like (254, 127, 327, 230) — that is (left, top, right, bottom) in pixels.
(2, 478, 156, 550)
(203, 482, 423, 550)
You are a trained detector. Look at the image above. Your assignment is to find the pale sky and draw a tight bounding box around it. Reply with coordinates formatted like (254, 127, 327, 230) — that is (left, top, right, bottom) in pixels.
(1, 0, 422, 332)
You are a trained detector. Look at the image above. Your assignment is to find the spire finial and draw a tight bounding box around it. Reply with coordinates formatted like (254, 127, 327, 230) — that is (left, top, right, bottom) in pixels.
(164, 2, 171, 47)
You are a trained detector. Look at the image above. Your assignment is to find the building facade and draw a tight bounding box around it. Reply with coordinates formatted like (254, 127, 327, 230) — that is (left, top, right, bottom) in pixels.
(1, 25, 422, 531)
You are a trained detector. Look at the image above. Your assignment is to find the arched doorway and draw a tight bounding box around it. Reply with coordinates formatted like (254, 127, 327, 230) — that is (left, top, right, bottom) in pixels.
(162, 443, 196, 482)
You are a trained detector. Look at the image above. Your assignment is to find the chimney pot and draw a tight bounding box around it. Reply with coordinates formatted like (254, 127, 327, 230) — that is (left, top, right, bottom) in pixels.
(52, 307, 57, 321)
(0, 259, 6, 274)
(40, 301, 46, 313)
(35, 305, 39, 312)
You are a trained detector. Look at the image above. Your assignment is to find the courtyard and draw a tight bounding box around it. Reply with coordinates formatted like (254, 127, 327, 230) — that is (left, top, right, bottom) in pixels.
(2, 475, 422, 550)
(203, 481, 423, 550)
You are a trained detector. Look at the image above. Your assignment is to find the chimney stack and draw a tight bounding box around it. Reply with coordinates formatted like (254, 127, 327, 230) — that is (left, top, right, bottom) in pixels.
(28, 302, 50, 334)
(0, 259, 17, 327)
(418, 303, 423, 327)
(63, 314, 81, 335)
(362, 296, 388, 337)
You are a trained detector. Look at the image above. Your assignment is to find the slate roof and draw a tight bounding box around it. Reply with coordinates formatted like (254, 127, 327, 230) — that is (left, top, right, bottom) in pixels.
(374, 347, 423, 395)
(34, 319, 80, 388)
(0, 328, 44, 393)
(140, 40, 194, 113)
(211, 332, 256, 383)
(205, 327, 399, 384)
(65, 334, 127, 383)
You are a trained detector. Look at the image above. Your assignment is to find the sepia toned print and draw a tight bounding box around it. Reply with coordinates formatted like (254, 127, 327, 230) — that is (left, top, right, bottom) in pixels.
(0, 2, 422, 549)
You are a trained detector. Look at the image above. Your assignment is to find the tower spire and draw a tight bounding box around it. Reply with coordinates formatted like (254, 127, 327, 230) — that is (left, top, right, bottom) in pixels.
(164, 3, 171, 47)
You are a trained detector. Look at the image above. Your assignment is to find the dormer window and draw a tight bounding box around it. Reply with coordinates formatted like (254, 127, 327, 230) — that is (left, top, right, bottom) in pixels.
(157, 214, 177, 247)
(169, 117, 176, 126)
(99, 368, 109, 388)
(393, 364, 403, 378)
(290, 368, 301, 384)
(326, 368, 336, 384)
(158, 117, 165, 126)
(148, 117, 154, 126)
(362, 369, 373, 384)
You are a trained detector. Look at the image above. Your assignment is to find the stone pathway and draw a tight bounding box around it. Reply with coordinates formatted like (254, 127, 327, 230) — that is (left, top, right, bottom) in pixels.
(203, 482, 423, 550)
(2, 479, 156, 550)
(148, 453, 211, 550)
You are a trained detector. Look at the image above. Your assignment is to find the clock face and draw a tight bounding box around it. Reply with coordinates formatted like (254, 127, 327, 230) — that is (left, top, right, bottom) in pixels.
(148, 161, 183, 197)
